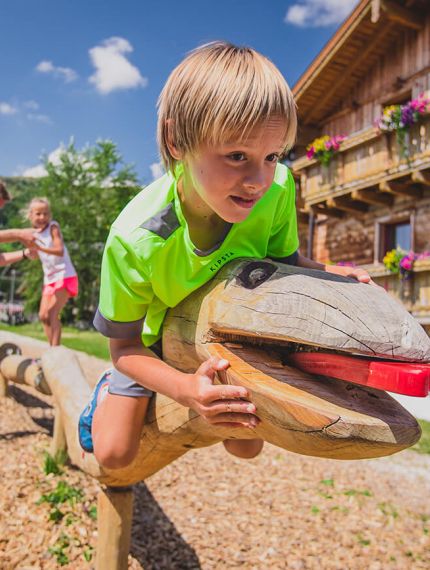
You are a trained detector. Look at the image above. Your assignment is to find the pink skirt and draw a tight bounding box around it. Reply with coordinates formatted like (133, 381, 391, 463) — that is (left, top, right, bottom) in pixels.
(43, 275, 79, 298)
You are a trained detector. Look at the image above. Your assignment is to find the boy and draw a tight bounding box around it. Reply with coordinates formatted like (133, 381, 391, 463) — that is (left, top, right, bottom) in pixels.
(79, 42, 371, 468)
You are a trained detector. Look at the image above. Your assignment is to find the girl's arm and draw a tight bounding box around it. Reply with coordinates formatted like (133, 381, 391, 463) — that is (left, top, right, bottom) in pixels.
(35, 223, 64, 256)
(111, 337, 258, 428)
(296, 252, 372, 283)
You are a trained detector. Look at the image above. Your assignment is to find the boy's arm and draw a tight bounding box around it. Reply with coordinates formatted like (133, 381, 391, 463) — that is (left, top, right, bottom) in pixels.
(296, 252, 372, 283)
(110, 337, 258, 428)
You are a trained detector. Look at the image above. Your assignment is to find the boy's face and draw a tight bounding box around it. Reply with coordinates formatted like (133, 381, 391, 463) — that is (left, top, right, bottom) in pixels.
(180, 117, 287, 224)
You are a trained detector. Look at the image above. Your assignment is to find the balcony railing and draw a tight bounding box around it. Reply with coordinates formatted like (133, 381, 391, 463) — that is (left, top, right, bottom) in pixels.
(366, 259, 430, 331)
(293, 115, 430, 208)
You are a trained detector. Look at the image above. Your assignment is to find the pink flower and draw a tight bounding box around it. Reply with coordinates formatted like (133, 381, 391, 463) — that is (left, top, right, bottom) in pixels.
(400, 257, 413, 271)
(306, 148, 315, 159)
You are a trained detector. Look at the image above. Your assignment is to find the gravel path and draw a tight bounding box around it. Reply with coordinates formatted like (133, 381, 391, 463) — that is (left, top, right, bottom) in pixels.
(0, 343, 429, 569)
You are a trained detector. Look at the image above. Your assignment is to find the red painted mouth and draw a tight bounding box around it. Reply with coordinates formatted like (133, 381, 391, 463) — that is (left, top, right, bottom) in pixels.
(287, 352, 430, 397)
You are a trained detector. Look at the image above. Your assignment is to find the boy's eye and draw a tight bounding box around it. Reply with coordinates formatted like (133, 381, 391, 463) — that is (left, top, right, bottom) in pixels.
(228, 153, 246, 162)
(266, 153, 279, 163)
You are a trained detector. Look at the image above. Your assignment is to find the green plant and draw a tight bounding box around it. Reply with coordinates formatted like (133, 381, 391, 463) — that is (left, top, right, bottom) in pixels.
(87, 504, 97, 520)
(43, 450, 68, 475)
(38, 480, 83, 507)
(320, 478, 334, 487)
(48, 533, 70, 566)
(83, 546, 94, 562)
(356, 533, 371, 546)
(343, 488, 372, 497)
(378, 502, 399, 519)
(306, 135, 346, 166)
(376, 95, 429, 158)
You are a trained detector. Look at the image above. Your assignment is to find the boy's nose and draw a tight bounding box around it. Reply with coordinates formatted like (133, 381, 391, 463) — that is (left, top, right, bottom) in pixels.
(243, 168, 267, 192)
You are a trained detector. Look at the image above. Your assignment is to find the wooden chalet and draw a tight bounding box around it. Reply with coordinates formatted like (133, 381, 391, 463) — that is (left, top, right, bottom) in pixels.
(291, 0, 430, 335)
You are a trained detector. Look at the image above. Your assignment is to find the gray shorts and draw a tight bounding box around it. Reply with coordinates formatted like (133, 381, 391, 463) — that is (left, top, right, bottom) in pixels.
(107, 340, 162, 398)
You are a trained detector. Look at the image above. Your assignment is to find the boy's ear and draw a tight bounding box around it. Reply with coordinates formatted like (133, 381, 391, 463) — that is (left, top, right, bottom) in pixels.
(165, 119, 183, 160)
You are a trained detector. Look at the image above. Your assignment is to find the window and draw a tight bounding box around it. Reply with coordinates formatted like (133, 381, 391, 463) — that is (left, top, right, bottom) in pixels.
(375, 214, 414, 263)
(384, 221, 411, 251)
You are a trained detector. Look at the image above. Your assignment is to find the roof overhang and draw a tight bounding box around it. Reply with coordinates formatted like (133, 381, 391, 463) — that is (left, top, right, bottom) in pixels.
(293, 0, 427, 127)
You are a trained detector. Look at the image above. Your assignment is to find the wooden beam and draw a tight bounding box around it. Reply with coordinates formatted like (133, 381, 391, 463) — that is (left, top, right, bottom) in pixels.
(310, 204, 344, 218)
(379, 180, 423, 198)
(381, 0, 423, 30)
(371, 0, 381, 23)
(307, 22, 394, 123)
(351, 189, 394, 207)
(412, 170, 430, 187)
(297, 210, 310, 225)
(326, 196, 368, 215)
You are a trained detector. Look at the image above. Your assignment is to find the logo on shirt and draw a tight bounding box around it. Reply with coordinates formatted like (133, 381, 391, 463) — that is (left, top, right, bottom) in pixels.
(210, 252, 235, 273)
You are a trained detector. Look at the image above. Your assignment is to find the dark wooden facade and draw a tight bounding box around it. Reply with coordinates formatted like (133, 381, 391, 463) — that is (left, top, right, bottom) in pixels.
(291, 0, 430, 333)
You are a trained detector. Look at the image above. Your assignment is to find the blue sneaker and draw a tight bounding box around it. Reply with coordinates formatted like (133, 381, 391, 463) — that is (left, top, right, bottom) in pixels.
(78, 369, 111, 453)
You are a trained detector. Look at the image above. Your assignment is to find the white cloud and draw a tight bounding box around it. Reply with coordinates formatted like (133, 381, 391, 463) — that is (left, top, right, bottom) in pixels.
(21, 145, 65, 178)
(23, 100, 39, 110)
(27, 113, 52, 125)
(150, 162, 165, 180)
(285, 0, 358, 27)
(88, 36, 147, 94)
(0, 102, 18, 115)
(36, 60, 78, 83)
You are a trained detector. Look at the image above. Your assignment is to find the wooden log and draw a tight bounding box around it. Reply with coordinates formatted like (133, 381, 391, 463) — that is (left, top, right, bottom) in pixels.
(42, 260, 428, 486)
(41, 349, 103, 480)
(96, 487, 133, 570)
(0, 354, 51, 395)
(0, 372, 8, 398)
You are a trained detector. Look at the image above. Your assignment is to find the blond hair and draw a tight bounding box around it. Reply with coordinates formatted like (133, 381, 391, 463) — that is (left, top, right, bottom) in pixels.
(25, 197, 51, 220)
(157, 41, 297, 173)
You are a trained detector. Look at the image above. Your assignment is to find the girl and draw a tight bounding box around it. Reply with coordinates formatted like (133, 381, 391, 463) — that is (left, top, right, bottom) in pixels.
(27, 198, 78, 346)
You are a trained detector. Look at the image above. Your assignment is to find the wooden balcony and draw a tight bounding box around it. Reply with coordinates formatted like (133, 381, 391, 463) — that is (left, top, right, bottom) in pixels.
(365, 259, 430, 331)
(293, 114, 430, 215)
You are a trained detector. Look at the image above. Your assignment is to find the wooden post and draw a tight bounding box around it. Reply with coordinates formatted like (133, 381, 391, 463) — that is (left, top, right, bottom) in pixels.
(50, 406, 67, 457)
(0, 372, 8, 398)
(96, 486, 134, 570)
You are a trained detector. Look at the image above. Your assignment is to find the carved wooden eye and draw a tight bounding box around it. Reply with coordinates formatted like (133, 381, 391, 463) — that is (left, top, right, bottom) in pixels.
(236, 261, 277, 289)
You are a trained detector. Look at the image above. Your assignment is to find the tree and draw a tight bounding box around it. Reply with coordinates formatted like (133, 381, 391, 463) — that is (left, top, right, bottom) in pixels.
(22, 140, 141, 324)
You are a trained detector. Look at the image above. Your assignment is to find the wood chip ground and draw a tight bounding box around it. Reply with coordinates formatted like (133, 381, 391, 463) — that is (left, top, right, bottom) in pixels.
(1, 377, 429, 569)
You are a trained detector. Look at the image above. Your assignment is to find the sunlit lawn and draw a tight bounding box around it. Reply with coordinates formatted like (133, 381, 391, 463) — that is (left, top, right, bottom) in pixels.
(414, 419, 430, 454)
(0, 321, 110, 360)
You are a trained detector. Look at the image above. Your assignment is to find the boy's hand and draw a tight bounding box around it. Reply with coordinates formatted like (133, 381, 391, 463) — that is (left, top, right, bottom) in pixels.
(325, 264, 374, 285)
(180, 356, 259, 429)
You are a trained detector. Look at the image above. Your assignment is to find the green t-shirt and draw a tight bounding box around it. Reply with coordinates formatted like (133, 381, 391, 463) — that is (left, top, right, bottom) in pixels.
(94, 162, 299, 346)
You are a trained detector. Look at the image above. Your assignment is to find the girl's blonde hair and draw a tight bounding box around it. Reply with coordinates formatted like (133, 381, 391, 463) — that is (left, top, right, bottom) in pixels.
(157, 41, 297, 173)
(25, 197, 51, 220)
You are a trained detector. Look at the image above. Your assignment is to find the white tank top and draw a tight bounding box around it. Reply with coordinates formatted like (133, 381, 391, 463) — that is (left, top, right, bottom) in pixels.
(36, 221, 77, 285)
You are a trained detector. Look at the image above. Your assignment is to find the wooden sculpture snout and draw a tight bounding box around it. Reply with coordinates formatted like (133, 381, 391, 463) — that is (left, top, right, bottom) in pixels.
(7, 259, 428, 487)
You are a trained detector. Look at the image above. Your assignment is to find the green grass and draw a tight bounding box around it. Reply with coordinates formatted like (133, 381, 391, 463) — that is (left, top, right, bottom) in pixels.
(0, 322, 109, 360)
(413, 419, 430, 454)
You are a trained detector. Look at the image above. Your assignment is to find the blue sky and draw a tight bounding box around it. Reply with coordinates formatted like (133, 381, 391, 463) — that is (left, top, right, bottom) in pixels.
(0, 0, 358, 183)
